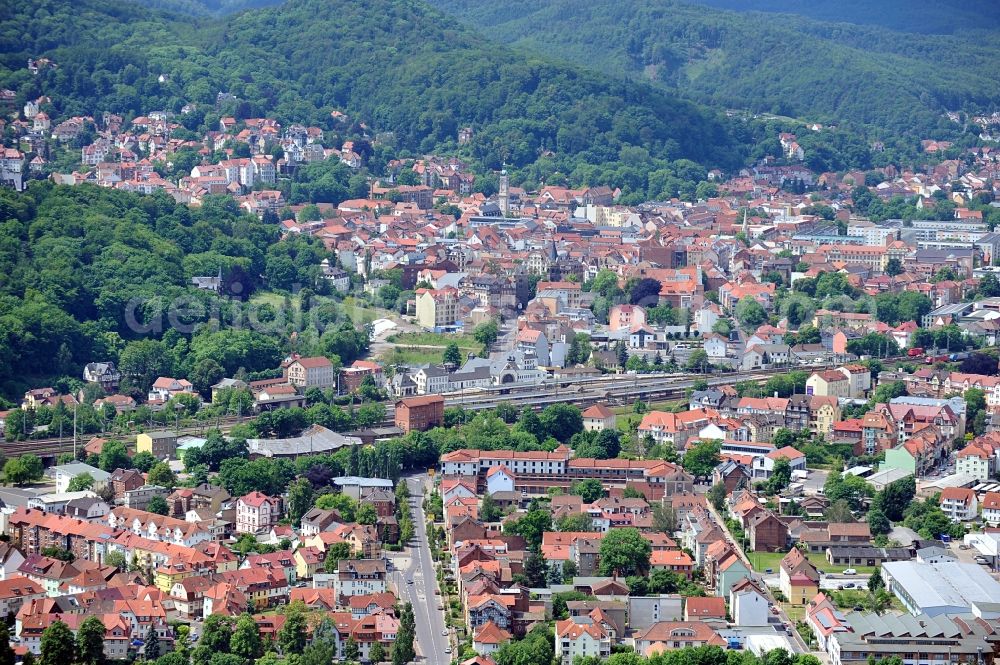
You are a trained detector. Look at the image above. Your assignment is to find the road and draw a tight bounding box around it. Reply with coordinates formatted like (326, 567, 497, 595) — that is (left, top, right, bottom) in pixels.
(704, 500, 809, 654)
(390, 474, 451, 664)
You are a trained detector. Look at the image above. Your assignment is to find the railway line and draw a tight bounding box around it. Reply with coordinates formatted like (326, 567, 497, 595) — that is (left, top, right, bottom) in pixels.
(0, 356, 901, 460)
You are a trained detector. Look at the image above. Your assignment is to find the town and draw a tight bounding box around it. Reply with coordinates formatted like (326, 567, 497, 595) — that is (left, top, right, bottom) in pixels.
(1, 23, 1000, 665)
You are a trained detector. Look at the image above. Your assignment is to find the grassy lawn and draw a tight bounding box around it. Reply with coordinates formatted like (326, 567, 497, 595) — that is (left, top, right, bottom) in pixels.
(380, 347, 446, 365)
(748, 551, 786, 572)
(747, 549, 879, 575)
(386, 331, 479, 350)
(782, 604, 807, 624)
(251, 291, 300, 308)
(806, 552, 879, 575)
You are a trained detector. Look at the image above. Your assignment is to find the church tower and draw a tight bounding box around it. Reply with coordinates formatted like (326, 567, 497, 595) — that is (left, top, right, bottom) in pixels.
(498, 165, 510, 217)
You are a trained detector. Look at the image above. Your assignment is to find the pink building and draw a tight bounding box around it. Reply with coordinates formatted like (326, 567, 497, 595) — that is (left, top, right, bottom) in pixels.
(608, 304, 646, 332)
(236, 492, 282, 535)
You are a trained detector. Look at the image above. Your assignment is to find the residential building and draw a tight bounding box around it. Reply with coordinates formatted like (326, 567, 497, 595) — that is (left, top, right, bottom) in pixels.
(395, 395, 445, 433)
(938, 487, 978, 522)
(581, 404, 616, 432)
(136, 431, 178, 460)
(236, 492, 282, 535)
(415, 287, 460, 331)
(555, 616, 612, 665)
(286, 357, 335, 388)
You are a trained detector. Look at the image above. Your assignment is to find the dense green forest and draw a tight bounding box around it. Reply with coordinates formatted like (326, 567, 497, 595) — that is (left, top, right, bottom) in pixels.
(0, 183, 373, 403)
(685, 0, 1000, 34)
(0, 0, 745, 175)
(136, 0, 280, 16)
(430, 0, 1000, 136)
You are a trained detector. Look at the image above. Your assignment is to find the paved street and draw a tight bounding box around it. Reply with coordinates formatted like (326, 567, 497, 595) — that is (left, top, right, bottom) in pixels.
(389, 474, 451, 664)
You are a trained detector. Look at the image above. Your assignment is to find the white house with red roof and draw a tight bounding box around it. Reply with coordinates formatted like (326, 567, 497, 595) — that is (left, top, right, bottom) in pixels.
(485, 466, 514, 496)
(982, 492, 1000, 527)
(582, 404, 616, 432)
(236, 491, 283, 534)
(751, 446, 806, 480)
(938, 487, 977, 522)
(555, 615, 611, 665)
(473, 621, 511, 656)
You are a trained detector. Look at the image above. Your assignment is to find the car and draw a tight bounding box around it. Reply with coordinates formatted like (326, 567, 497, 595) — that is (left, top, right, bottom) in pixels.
(959, 544, 970, 550)
(853, 606, 863, 611)
(434, 589, 441, 595)
(444, 648, 452, 654)
(843, 583, 855, 589)
(975, 556, 988, 564)
(441, 629, 448, 636)
(764, 568, 773, 574)
(437, 603, 444, 610)
(843, 569, 857, 575)
(407, 579, 414, 584)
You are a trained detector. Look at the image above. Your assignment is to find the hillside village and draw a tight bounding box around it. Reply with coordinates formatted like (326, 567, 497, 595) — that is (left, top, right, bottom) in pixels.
(2, 51, 1000, 665)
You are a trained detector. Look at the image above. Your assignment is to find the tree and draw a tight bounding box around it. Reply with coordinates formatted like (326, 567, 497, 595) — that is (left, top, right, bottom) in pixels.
(524, 550, 548, 588)
(473, 320, 499, 354)
(146, 496, 169, 515)
(104, 551, 126, 571)
(356, 502, 377, 525)
(344, 637, 360, 662)
(867, 507, 890, 535)
(201, 615, 234, 654)
(885, 258, 903, 276)
(391, 603, 415, 665)
(0, 623, 14, 665)
(871, 475, 915, 522)
(4, 454, 43, 486)
(480, 492, 502, 522)
(683, 439, 721, 479)
(190, 358, 226, 399)
(765, 457, 792, 494)
(868, 568, 885, 594)
(369, 641, 385, 664)
(144, 625, 161, 662)
(230, 613, 262, 665)
(599, 527, 651, 576)
(278, 601, 308, 655)
(629, 278, 663, 306)
(707, 482, 727, 511)
(556, 513, 595, 532)
(540, 404, 583, 442)
(287, 478, 314, 525)
(40, 621, 75, 665)
(98, 440, 130, 473)
(67, 472, 95, 492)
(131, 451, 157, 473)
(651, 504, 677, 534)
(865, 589, 893, 615)
(76, 616, 106, 665)
(735, 296, 767, 328)
(685, 349, 710, 373)
(825, 499, 854, 523)
(570, 478, 605, 503)
(147, 461, 177, 489)
(493, 625, 553, 665)
(324, 542, 353, 572)
(443, 342, 462, 367)
(506, 509, 552, 550)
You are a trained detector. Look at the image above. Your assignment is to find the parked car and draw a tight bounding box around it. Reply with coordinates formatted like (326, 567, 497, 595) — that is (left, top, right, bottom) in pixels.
(843, 568, 857, 575)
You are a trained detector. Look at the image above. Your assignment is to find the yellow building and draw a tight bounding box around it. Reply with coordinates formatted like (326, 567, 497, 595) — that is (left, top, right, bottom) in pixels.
(810, 396, 841, 436)
(415, 287, 459, 331)
(294, 546, 325, 580)
(136, 430, 178, 459)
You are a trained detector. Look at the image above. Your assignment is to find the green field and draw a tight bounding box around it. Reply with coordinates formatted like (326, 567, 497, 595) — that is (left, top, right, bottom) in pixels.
(747, 549, 880, 575)
(386, 332, 479, 350)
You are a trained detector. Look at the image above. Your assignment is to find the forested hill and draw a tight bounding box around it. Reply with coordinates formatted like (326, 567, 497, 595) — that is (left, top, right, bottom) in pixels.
(430, 0, 1000, 136)
(136, 0, 281, 16)
(684, 0, 1000, 34)
(0, 0, 746, 172)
